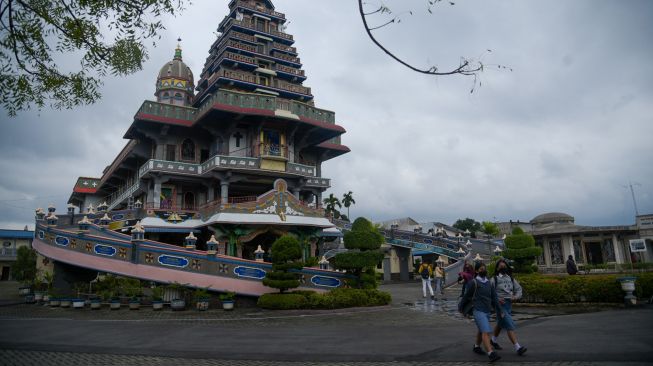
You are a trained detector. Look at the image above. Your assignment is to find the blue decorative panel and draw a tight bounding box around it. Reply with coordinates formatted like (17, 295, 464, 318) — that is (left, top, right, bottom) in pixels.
(94, 244, 116, 257)
(111, 214, 125, 221)
(423, 239, 433, 244)
(447, 244, 456, 249)
(311, 275, 341, 288)
(54, 236, 69, 246)
(233, 266, 266, 280)
(38, 231, 45, 240)
(158, 255, 189, 268)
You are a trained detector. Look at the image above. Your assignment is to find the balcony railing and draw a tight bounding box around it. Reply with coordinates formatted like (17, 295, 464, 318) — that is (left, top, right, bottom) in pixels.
(275, 64, 305, 77)
(136, 101, 197, 122)
(272, 42, 297, 55)
(213, 69, 312, 97)
(270, 51, 300, 64)
(227, 18, 294, 43)
(230, 0, 286, 20)
(0, 248, 17, 257)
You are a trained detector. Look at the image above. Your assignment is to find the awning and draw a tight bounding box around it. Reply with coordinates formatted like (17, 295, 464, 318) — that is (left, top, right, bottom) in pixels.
(318, 227, 343, 237)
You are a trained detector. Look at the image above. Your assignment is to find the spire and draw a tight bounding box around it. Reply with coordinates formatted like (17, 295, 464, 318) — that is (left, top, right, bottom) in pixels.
(174, 37, 183, 61)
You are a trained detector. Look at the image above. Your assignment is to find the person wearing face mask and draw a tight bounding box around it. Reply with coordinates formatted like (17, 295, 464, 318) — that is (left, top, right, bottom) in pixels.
(490, 258, 527, 356)
(459, 261, 503, 362)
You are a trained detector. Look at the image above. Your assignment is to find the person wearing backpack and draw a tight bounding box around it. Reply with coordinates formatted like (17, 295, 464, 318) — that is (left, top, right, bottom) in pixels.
(458, 261, 503, 362)
(490, 258, 528, 356)
(417, 260, 435, 300)
(434, 262, 445, 297)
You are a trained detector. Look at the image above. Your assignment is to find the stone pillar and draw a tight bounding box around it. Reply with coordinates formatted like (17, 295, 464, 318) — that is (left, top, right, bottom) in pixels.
(208, 185, 215, 203)
(221, 182, 229, 204)
(396, 247, 411, 282)
(292, 188, 300, 199)
(153, 179, 162, 208)
(155, 143, 165, 160)
(562, 236, 574, 262)
(612, 233, 623, 264)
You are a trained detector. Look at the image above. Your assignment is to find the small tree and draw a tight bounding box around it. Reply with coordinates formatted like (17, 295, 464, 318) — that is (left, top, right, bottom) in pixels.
(342, 191, 356, 220)
(323, 193, 342, 219)
(481, 221, 500, 237)
(503, 227, 542, 273)
(263, 235, 304, 293)
(11, 246, 37, 283)
(333, 217, 384, 289)
(453, 218, 481, 237)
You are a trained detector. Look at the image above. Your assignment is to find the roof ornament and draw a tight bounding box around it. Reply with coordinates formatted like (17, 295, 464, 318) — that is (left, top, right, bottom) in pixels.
(174, 37, 183, 61)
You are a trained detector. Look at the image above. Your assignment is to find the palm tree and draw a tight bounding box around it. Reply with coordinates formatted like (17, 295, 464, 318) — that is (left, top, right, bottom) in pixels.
(322, 193, 342, 219)
(342, 191, 355, 220)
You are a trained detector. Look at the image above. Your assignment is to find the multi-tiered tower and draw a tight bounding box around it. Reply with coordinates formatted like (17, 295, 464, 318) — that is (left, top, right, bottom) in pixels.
(66, 0, 349, 261)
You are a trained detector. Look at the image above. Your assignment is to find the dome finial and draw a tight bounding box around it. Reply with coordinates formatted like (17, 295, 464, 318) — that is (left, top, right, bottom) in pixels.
(174, 37, 182, 61)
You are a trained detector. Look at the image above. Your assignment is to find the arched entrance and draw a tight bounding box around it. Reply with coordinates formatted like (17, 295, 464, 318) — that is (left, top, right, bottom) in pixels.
(239, 227, 288, 261)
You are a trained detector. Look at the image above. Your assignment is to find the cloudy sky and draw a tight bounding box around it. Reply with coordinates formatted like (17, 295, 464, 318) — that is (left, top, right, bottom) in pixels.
(1, 0, 652, 229)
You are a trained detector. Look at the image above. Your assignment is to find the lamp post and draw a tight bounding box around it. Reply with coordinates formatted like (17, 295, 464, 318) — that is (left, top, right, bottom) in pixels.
(254, 245, 265, 262)
(206, 235, 219, 256)
(494, 245, 503, 257)
(185, 232, 197, 250)
(319, 256, 330, 270)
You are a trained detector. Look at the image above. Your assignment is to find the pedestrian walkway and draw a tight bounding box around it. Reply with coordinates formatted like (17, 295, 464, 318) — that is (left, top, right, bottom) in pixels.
(1, 349, 651, 366)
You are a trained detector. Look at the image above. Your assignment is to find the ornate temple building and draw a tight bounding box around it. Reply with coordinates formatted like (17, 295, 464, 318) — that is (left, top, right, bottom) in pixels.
(30, 0, 360, 295)
(66, 0, 349, 261)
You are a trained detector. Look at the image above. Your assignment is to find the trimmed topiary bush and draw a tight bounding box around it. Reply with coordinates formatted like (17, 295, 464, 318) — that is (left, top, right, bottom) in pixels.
(333, 217, 384, 289)
(262, 235, 304, 293)
(503, 227, 542, 273)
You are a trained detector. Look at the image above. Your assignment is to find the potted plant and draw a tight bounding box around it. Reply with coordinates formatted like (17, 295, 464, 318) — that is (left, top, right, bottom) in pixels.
(151, 286, 165, 311)
(617, 276, 637, 306)
(90, 296, 102, 310)
(168, 282, 187, 311)
(109, 291, 121, 310)
(194, 288, 211, 311)
(72, 282, 86, 309)
(48, 290, 61, 307)
(60, 297, 72, 308)
(219, 292, 236, 310)
(126, 285, 143, 310)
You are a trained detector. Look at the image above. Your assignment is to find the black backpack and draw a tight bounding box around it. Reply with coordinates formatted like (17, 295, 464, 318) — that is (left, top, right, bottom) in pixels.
(420, 265, 430, 279)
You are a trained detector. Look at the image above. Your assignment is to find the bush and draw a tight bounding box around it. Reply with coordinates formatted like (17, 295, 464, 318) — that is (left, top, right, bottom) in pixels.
(516, 273, 653, 303)
(503, 227, 541, 273)
(263, 235, 304, 293)
(257, 288, 392, 310)
(11, 246, 37, 283)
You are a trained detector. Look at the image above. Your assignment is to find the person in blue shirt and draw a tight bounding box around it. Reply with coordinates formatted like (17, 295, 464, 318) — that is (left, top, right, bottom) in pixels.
(459, 261, 503, 362)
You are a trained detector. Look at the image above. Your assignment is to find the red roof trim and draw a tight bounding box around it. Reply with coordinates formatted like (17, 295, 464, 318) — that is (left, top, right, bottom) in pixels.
(73, 187, 99, 194)
(134, 113, 194, 127)
(316, 142, 351, 152)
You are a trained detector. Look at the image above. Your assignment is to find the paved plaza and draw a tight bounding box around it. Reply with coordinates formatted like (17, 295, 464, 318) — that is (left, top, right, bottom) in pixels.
(1, 282, 652, 365)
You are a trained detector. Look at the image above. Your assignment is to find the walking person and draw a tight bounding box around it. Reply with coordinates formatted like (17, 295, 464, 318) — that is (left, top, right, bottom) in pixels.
(434, 262, 445, 297)
(458, 262, 474, 297)
(458, 261, 503, 362)
(566, 255, 578, 275)
(490, 258, 528, 356)
(417, 260, 435, 300)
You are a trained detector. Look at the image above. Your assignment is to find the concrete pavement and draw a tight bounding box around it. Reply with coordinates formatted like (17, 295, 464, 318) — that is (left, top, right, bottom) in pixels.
(0, 281, 651, 365)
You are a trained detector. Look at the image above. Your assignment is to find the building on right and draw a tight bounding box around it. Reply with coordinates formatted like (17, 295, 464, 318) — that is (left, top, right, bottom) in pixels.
(497, 212, 653, 273)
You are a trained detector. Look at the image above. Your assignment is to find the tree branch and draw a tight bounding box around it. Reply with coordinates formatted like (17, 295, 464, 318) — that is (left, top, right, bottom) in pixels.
(358, 0, 482, 76)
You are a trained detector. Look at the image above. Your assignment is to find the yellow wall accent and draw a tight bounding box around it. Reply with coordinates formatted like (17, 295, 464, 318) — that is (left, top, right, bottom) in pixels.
(260, 159, 286, 172)
(109, 221, 125, 231)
